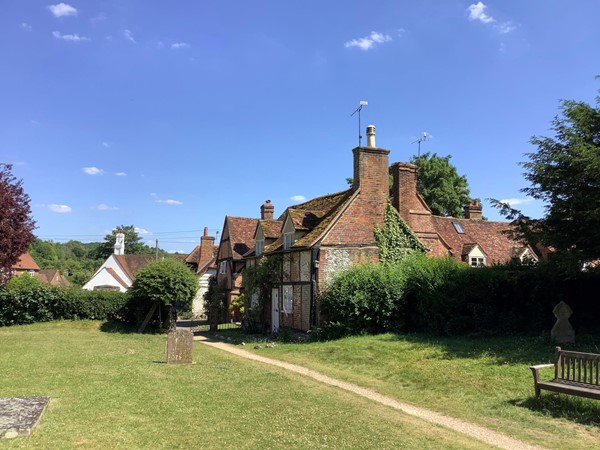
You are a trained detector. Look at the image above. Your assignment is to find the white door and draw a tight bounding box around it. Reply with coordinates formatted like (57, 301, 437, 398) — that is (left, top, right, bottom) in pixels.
(271, 288, 279, 333)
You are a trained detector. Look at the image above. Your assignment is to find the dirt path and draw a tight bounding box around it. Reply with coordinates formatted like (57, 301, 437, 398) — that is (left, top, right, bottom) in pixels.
(195, 335, 545, 450)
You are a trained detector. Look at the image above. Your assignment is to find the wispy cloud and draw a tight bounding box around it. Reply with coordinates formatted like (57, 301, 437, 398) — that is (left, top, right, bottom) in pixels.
(48, 204, 72, 213)
(21, 22, 32, 31)
(171, 42, 190, 49)
(135, 227, 152, 235)
(83, 166, 103, 175)
(150, 193, 157, 197)
(48, 3, 77, 18)
(123, 29, 136, 43)
(115, 172, 126, 176)
(96, 203, 118, 211)
(102, 141, 110, 148)
(466, 2, 517, 34)
(290, 195, 306, 203)
(52, 31, 90, 42)
(157, 199, 183, 205)
(90, 13, 107, 25)
(499, 198, 533, 206)
(344, 31, 392, 51)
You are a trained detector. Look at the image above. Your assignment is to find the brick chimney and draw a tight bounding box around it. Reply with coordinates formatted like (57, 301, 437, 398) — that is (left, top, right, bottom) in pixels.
(261, 200, 274, 220)
(198, 227, 216, 271)
(391, 162, 434, 232)
(464, 200, 483, 220)
(352, 125, 390, 206)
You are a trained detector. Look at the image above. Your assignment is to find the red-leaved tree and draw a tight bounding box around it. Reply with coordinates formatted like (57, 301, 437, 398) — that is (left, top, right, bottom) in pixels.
(0, 163, 36, 283)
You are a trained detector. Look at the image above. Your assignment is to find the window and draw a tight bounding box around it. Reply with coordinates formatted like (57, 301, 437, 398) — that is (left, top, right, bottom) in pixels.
(283, 233, 294, 250)
(282, 285, 293, 313)
(470, 257, 485, 267)
(452, 221, 464, 234)
(219, 261, 227, 274)
(249, 292, 259, 309)
(255, 239, 264, 256)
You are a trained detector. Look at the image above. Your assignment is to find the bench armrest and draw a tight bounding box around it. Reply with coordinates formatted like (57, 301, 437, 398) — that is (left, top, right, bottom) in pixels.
(530, 363, 554, 398)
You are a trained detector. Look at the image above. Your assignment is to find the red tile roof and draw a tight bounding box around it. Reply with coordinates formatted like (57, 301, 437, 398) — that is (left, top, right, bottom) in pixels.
(37, 269, 71, 287)
(106, 267, 129, 289)
(431, 217, 531, 264)
(113, 254, 155, 280)
(226, 216, 259, 260)
(11, 252, 40, 271)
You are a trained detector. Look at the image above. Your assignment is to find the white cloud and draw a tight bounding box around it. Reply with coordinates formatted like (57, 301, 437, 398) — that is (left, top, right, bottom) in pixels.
(467, 2, 495, 24)
(171, 42, 190, 49)
(83, 166, 103, 175)
(21, 22, 32, 31)
(115, 172, 126, 176)
(90, 14, 107, 25)
(135, 227, 152, 235)
(157, 199, 183, 205)
(124, 29, 136, 43)
(48, 3, 77, 18)
(499, 198, 533, 206)
(52, 31, 90, 42)
(48, 204, 72, 213)
(96, 203, 118, 211)
(496, 21, 516, 34)
(344, 31, 392, 51)
(150, 192, 157, 196)
(290, 195, 306, 203)
(102, 141, 110, 148)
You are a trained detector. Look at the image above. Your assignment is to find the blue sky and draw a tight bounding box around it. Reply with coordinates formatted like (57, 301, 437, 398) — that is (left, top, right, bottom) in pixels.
(2, 1, 599, 253)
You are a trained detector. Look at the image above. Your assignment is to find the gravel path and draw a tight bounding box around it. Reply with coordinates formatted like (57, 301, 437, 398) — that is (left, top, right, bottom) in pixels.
(195, 335, 546, 450)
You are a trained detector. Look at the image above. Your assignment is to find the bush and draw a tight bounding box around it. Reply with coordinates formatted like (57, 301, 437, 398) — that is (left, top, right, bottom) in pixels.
(0, 276, 130, 326)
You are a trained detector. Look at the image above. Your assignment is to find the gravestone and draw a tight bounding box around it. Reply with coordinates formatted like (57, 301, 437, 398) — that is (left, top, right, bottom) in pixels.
(166, 328, 193, 364)
(551, 301, 575, 344)
(0, 396, 50, 439)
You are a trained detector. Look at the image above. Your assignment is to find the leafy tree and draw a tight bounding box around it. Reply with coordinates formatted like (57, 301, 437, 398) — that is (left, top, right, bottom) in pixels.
(130, 259, 198, 308)
(409, 152, 472, 217)
(0, 164, 36, 283)
(94, 225, 154, 259)
(494, 86, 600, 264)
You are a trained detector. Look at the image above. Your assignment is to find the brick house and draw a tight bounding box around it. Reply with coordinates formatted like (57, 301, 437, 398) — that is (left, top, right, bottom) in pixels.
(230, 125, 536, 332)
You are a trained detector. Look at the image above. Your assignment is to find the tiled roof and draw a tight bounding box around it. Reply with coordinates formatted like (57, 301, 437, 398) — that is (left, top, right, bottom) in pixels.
(432, 217, 526, 264)
(260, 220, 283, 239)
(113, 254, 155, 280)
(37, 269, 71, 287)
(11, 252, 40, 271)
(106, 267, 129, 289)
(264, 189, 355, 252)
(185, 246, 201, 265)
(227, 216, 259, 260)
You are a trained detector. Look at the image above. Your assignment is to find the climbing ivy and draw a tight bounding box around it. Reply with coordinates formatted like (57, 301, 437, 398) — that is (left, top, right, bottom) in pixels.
(374, 204, 426, 264)
(242, 255, 282, 332)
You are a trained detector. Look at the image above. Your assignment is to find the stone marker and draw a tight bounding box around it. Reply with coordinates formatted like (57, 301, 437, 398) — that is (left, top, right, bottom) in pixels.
(551, 301, 575, 344)
(167, 328, 194, 364)
(0, 396, 50, 439)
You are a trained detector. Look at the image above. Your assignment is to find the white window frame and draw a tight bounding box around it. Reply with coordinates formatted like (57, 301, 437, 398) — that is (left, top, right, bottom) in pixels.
(282, 285, 293, 314)
(283, 233, 294, 250)
(255, 239, 264, 256)
(219, 261, 227, 274)
(470, 257, 485, 267)
(249, 292, 259, 309)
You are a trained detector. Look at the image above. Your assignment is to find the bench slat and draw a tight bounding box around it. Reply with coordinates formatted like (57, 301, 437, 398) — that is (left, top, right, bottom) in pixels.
(537, 380, 600, 400)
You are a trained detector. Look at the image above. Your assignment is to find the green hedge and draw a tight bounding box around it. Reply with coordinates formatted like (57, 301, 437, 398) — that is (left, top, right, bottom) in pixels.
(0, 277, 130, 326)
(319, 254, 600, 336)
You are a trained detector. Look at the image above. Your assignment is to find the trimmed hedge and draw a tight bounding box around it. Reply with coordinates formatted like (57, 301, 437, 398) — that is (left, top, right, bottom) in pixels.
(320, 254, 600, 336)
(0, 277, 130, 326)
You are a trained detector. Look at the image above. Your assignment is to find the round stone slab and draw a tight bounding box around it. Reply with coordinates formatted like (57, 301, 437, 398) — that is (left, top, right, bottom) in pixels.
(0, 396, 50, 439)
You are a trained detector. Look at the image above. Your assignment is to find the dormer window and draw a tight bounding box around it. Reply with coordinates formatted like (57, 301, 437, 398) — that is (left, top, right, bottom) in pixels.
(470, 257, 485, 267)
(283, 232, 294, 250)
(255, 239, 264, 256)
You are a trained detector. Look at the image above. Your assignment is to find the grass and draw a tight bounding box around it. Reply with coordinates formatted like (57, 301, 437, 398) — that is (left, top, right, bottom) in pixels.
(0, 321, 486, 449)
(231, 330, 600, 450)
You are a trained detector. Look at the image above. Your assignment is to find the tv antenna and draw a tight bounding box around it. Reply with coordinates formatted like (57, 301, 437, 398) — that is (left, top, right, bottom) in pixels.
(411, 132, 429, 157)
(350, 100, 368, 147)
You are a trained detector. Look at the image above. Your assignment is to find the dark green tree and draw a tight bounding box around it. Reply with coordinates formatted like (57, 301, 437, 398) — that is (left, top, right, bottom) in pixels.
(94, 225, 154, 259)
(0, 164, 36, 283)
(494, 85, 600, 264)
(409, 152, 472, 217)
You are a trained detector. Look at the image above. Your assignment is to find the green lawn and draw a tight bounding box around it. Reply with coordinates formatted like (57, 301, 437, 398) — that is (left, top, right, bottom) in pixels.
(0, 321, 485, 449)
(240, 331, 600, 449)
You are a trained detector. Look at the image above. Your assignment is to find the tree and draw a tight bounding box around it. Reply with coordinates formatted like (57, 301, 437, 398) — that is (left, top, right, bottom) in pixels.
(496, 89, 600, 264)
(409, 152, 472, 217)
(94, 225, 154, 260)
(130, 259, 198, 308)
(0, 164, 36, 283)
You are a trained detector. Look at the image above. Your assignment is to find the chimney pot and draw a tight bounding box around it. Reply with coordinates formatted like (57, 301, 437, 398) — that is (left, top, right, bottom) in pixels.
(366, 125, 376, 148)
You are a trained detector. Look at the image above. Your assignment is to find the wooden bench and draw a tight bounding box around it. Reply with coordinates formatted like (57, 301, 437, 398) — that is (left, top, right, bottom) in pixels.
(530, 346, 600, 400)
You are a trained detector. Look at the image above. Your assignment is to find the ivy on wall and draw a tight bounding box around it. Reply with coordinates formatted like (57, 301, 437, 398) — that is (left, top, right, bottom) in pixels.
(242, 255, 282, 331)
(374, 204, 426, 264)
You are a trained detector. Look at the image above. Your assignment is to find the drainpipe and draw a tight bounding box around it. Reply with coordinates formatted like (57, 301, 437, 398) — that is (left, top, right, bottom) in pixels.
(310, 244, 320, 328)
